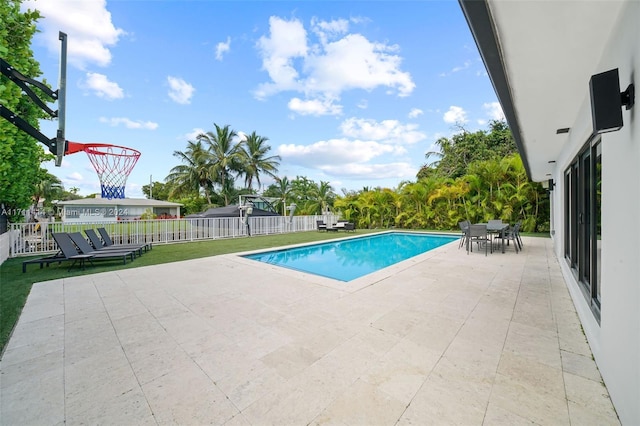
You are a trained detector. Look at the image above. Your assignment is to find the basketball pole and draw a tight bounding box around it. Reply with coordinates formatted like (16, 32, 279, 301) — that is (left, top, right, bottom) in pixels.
(56, 32, 67, 167)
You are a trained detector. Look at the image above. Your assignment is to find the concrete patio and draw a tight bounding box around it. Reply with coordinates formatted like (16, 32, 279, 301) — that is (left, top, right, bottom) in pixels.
(0, 235, 620, 425)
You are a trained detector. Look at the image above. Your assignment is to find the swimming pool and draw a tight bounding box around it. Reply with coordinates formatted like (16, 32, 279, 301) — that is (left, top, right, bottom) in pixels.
(243, 232, 457, 282)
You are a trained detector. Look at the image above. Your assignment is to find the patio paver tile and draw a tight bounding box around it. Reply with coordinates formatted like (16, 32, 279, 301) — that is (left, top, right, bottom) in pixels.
(564, 371, 618, 419)
(488, 371, 570, 424)
(560, 349, 603, 382)
(311, 379, 407, 426)
(0, 236, 620, 425)
(141, 362, 238, 425)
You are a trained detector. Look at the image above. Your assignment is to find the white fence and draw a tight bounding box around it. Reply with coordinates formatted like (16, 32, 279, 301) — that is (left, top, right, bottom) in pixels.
(5, 214, 340, 258)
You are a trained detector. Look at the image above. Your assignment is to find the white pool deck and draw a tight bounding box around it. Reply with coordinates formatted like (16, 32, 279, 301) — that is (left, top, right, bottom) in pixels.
(1, 235, 620, 425)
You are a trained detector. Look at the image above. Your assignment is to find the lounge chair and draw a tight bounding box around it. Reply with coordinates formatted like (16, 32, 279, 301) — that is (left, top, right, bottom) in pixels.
(22, 251, 67, 273)
(67, 232, 136, 264)
(97, 227, 152, 252)
(343, 222, 355, 232)
(316, 220, 327, 232)
(85, 229, 145, 256)
(46, 233, 97, 271)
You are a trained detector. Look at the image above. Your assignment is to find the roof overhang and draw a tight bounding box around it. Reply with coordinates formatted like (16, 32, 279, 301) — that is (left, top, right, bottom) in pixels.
(459, 0, 625, 181)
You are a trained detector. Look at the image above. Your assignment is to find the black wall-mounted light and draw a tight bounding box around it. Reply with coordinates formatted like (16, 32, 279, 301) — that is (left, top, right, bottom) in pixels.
(590, 68, 635, 134)
(542, 178, 555, 192)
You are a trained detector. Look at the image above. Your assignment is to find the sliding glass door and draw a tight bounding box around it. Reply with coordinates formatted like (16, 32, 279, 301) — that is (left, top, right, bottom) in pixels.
(565, 137, 601, 321)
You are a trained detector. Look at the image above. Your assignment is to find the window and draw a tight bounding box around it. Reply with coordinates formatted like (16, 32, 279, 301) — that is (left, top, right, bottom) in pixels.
(564, 137, 602, 321)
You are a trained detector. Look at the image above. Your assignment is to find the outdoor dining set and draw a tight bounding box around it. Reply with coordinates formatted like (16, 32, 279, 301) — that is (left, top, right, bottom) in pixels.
(459, 219, 522, 255)
(316, 220, 356, 232)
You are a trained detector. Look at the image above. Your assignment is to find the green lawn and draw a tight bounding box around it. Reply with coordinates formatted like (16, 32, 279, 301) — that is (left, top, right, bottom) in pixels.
(0, 229, 381, 353)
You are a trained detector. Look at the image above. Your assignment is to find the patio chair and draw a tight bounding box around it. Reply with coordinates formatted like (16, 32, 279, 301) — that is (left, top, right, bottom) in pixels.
(85, 229, 146, 256)
(514, 221, 523, 248)
(503, 223, 521, 253)
(467, 224, 491, 256)
(458, 220, 470, 249)
(97, 227, 152, 252)
(487, 219, 509, 251)
(67, 232, 136, 264)
(316, 220, 327, 232)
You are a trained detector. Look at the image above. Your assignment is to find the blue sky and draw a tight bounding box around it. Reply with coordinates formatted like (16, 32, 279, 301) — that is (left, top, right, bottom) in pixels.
(23, 0, 503, 198)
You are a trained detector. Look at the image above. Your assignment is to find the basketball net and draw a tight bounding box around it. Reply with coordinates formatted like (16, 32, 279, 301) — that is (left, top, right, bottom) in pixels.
(66, 142, 141, 199)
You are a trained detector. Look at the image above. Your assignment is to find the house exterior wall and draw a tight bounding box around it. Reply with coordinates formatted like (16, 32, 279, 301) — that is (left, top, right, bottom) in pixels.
(551, 2, 639, 422)
(61, 204, 181, 222)
(62, 205, 120, 223)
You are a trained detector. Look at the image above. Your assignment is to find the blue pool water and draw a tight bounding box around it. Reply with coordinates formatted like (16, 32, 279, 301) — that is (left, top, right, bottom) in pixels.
(244, 232, 457, 282)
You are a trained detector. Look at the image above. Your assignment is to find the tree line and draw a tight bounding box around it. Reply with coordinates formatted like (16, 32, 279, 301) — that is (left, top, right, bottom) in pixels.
(150, 120, 548, 232)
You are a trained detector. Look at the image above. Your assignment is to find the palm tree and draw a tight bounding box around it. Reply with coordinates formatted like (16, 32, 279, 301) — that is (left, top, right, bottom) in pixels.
(165, 140, 214, 204)
(273, 176, 292, 215)
(32, 170, 63, 216)
(198, 124, 244, 205)
(308, 181, 335, 214)
(240, 131, 281, 190)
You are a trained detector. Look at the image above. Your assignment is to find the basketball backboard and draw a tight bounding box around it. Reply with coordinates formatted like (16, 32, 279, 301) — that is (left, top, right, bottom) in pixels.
(0, 32, 67, 166)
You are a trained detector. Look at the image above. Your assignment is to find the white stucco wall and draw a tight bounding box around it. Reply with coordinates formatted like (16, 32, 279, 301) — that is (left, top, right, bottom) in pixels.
(552, 2, 639, 423)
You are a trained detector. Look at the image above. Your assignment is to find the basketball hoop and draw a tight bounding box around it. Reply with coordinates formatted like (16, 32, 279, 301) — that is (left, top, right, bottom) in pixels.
(66, 142, 141, 199)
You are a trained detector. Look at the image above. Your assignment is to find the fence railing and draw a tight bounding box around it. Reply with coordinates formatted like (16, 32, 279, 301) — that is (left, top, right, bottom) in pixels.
(7, 214, 340, 258)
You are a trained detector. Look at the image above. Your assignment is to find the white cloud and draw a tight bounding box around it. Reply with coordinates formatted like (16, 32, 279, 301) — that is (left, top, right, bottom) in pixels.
(254, 16, 415, 114)
(23, 0, 125, 69)
(439, 60, 471, 77)
(254, 16, 308, 99)
(99, 117, 158, 130)
(304, 33, 414, 97)
(81, 72, 124, 100)
(183, 128, 206, 141)
(339, 118, 426, 144)
(319, 162, 417, 179)
(167, 76, 195, 104)
(237, 131, 248, 142)
(483, 101, 505, 121)
(66, 171, 85, 183)
(310, 17, 349, 45)
(215, 37, 231, 61)
(443, 106, 468, 124)
(278, 138, 403, 168)
(288, 97, 342, 116)
(408, 108, 423, 118)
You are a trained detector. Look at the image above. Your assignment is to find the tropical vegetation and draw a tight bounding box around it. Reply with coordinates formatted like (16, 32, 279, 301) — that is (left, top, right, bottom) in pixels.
(153, 120, 549, 232)
(162, 124, 280, 210)
(0, 1, 52, 222)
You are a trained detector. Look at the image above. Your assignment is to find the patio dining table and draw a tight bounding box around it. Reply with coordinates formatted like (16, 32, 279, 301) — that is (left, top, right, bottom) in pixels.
(476, 222, 510, 253)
